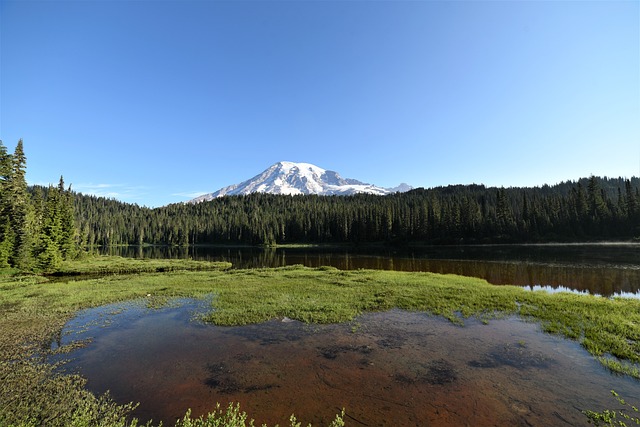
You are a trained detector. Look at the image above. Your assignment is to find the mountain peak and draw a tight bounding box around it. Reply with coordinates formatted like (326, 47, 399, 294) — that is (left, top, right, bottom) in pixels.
(276, 161, 324, 173)
(189, 161, 412, 203)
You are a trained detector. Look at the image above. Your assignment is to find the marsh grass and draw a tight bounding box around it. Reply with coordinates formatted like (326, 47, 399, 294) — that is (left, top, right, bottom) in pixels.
(1, 258, 640, 426)
(175, 404, 344, 427)
(55, 255, 232, 276)
(583, 390, 640, 426)
(200, 266, 640, 378)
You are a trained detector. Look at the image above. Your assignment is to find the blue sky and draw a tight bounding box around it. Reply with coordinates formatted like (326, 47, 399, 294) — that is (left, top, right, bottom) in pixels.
(1, 0, 638, 207)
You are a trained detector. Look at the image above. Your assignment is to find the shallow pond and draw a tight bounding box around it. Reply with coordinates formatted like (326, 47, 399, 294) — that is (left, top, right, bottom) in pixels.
(52, 298, 640, 426)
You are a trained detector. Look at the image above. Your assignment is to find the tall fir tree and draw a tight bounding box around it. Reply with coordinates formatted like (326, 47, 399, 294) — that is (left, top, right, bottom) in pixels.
(8, 140, 33, 269)
(36, 184, 63, 272)
(57, 176, 77, 259)
(0, 141, 13, 267)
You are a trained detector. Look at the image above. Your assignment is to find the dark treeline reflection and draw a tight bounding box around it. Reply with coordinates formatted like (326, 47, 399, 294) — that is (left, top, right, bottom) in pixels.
(101, 244, 640, 297)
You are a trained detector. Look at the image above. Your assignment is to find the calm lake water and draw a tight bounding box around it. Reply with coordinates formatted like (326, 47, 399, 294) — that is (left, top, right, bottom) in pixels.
(52, 299, 640, 427)
(103, 243, 640, 297)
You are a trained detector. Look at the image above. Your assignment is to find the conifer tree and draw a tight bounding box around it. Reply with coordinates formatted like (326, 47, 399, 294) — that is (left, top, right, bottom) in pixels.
(30, 186, 45, 264)
(36, 232, 63, 273)
(496, 187, 514, 236)
(57, 176, 78, 259)
(625, 180, 639, 233)
(0, 141, 13, 267)
(587, 176, 607, 221)
(8, 140, 33, 269)
(36, 184, 63, 271)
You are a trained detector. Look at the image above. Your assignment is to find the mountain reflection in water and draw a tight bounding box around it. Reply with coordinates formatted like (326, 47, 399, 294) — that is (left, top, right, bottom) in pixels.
(52, 299, 640, 426)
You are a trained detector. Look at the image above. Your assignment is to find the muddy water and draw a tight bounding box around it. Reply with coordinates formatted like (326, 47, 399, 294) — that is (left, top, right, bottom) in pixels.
(53, 300, 640, 426)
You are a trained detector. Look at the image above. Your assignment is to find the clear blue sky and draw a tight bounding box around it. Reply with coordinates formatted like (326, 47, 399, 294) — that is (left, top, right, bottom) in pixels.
(1, 0, 638, 207)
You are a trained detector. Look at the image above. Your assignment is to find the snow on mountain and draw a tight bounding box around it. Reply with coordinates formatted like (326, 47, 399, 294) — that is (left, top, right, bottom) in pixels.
(189, 161, 412, 203)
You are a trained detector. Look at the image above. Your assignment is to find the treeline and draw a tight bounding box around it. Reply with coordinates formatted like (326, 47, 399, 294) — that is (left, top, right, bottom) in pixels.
(74, 176, 640, 247)
(6, 139, 639, 261)
(1, 140, 77, 272)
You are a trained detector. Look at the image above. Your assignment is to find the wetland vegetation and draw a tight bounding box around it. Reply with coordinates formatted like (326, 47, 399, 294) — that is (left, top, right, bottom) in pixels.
(105, 243, 640, 298)
(2, 256, 640, 426)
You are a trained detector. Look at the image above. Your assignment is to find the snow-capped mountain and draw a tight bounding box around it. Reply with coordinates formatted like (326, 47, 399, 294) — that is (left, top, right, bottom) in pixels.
(189, 161, 412, 203)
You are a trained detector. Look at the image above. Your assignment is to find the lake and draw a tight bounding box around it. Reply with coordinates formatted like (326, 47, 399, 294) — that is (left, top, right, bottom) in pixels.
(103, 243, 640, 297)
(52, 298, 640, 426)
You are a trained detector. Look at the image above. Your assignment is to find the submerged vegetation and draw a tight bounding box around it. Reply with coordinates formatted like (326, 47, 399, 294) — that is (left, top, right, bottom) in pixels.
(583, 390, 640, 426)
(1, 257, 640, 426)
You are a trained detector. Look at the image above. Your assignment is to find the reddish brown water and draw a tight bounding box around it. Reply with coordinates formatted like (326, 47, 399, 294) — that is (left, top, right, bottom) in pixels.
(53, 300, 640, 426)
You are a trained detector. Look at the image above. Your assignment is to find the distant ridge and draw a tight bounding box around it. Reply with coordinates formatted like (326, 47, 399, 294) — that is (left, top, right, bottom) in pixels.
(190, 161, 412, 203)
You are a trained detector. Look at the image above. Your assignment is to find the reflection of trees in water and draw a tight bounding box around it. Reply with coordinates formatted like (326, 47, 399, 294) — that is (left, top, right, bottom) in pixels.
(417, 259, 640, 297)
(472, 261, 638, 296)
(100, 245, 640, 297)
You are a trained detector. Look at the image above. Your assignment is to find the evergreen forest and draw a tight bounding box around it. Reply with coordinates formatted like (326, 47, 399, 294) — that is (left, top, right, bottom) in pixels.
(2, 140, 639, 273)
(0, 140, 76, 272)
(73, 176, 640, 247)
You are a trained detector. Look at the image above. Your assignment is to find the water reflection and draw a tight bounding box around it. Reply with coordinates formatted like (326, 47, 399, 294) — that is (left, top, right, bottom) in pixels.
(53, 299, 640, 426)
(101, 244, 640, 297)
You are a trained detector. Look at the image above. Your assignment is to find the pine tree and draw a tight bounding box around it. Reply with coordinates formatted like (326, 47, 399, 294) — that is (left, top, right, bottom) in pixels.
(587, 176, 607, 221)
(30, 186, 45, 265)
(36, 231, 63, 272)
(57, 176, 78, 259)
(35, 184, 63, 271)
(496, 187, 514, 236)
(0, 141, 13, 267)
(8, 140, 33, 269)
(625, 179, 638, 229)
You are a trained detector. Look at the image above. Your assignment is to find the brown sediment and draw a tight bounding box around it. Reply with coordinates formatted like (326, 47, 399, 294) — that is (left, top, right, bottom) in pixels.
(54, 304, 640, 426)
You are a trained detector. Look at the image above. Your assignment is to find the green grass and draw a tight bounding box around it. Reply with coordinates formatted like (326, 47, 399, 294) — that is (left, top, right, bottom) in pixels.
(199, 266, 640, 372)
(55, 255, 233, 275)
(1, 257, 640, 426)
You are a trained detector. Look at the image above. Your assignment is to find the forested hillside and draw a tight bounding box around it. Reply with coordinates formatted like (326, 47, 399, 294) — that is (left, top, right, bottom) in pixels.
(74, 176, 640, 246)
(4, 139, 639, 267)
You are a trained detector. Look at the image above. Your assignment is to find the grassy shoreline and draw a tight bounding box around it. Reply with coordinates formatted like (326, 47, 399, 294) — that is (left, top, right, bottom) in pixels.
(1, 256, 640, 426)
